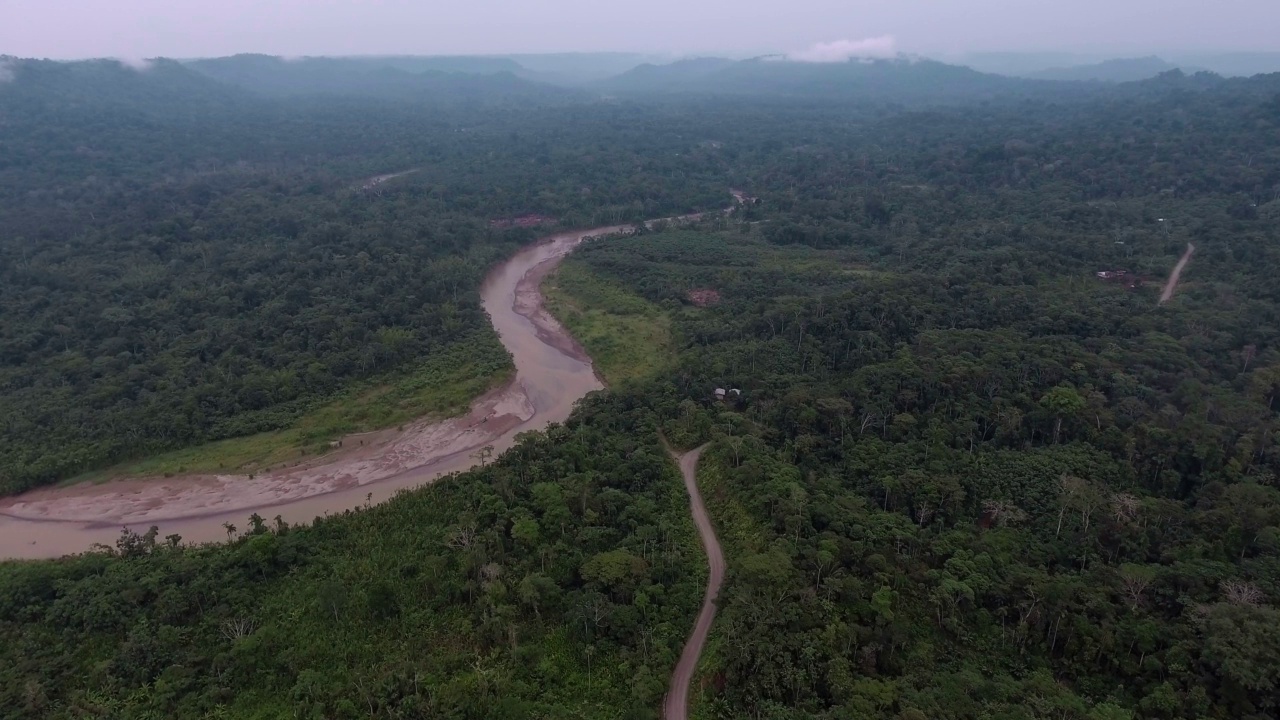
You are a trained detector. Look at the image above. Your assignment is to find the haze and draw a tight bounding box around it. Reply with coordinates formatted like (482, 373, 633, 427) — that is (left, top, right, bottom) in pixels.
(3, 0, 1278, 60)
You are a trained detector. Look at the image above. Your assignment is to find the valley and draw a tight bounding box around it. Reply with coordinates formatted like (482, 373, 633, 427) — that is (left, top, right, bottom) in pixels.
(3, 48, 1280, 720)
(0, 220, 656, 559)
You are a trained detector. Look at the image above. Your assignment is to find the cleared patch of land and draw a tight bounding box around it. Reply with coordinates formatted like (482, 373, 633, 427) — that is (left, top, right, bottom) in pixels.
(543, 260, 674, 385)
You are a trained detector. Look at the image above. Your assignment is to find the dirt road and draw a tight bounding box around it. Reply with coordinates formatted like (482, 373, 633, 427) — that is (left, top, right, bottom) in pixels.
(0, 205, 726, 560)
(1159, 242, 1196, 305)
(663, 445, 724, 720)
(359, 168, 420, 190)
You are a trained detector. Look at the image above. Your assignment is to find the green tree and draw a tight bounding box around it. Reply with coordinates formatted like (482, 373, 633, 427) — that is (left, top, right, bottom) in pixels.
(1041, 385, 1085, 444)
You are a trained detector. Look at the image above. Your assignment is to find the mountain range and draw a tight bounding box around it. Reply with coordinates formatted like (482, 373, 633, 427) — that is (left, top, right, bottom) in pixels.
(4, 52, 1278, 112)
(595, 55, 1091, 103)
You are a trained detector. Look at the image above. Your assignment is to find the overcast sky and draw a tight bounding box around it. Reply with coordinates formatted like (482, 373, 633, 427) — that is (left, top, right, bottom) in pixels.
(2, 0, 1277, 60)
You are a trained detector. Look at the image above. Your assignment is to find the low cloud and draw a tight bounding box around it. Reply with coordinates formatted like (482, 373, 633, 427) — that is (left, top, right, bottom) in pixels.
(788, 36, 897, 63)
(0, 59, 15, 83)
(114, 57, 155, 72)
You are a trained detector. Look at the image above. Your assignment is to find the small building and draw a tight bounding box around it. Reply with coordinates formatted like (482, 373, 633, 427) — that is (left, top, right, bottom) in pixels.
(714, 388, 742, 402)
(1096, 270, 1145, 289)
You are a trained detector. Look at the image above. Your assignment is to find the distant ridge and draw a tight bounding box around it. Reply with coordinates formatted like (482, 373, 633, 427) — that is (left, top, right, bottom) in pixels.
(5, 52, 1274, 115)
(1026, 56, 1205, 82)
(596, 55, 1093, 103)
(961, 51, 1280, 79)
(185, 54, 580, 103)
(498, 53, 663, 84)
(598, 57, 738, 92)
(0, 57, 247, 114)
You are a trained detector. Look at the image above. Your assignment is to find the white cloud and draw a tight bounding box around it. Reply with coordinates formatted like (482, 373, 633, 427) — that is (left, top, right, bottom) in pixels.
(114, 57, 155, 71)
(788, 36, 897, 63)
(0, 59, 15, 83)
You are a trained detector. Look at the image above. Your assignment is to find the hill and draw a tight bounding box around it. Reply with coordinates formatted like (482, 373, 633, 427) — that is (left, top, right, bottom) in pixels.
(1167, 51, 1280, 77)
(958, 51, 1101, 76)
(0, 56, 247, 115)
(599, 55, 1092, 103)
(1027, 56, 1202, 82)
(598, 57, 739, 92)
(499, 52, 665, 84)
(0, 56, 262, 190)
(964, 51, 1280, 79)
(349, 55, 528, 76)
(0, 53, 735, 494)
(185, 54, 579, 103)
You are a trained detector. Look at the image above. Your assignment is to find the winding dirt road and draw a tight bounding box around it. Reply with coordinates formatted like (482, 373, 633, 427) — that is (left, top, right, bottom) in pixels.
(663, 445, 724, 720)
(0, 204, 734, 560)
(1159, 242, 1196, 305)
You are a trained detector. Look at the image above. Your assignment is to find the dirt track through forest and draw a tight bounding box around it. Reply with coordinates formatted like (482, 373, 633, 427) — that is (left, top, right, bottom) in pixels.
(359, 168, 420, 190)
(663, 445, 724, 720)
(1159, 242, 1196, 305)
(0, 200, 738, 560)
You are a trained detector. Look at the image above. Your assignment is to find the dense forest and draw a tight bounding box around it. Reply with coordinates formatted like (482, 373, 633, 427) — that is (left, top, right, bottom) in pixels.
(570, 218, 1280, 718)
(551, 75, 1280, 717)
(3, 52, 1280, 719)
(1, 396, 706, 718)
(0, 57, 732, 492)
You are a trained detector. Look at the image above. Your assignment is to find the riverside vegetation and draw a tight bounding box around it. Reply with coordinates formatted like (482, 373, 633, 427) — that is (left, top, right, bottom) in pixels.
(2, 55, 1280, 719)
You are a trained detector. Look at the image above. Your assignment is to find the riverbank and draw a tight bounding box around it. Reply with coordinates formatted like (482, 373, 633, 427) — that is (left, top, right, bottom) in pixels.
(0, 223, 616, 559)
(1, 197, 740, 560)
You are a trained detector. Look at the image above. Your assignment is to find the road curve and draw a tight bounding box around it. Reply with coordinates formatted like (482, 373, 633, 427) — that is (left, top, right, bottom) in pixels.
(664, 444, 724, 720)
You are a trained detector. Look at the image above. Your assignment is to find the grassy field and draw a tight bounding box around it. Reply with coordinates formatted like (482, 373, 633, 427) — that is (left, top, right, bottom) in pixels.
(65, 332, 512, 483)
(543, 260, 675, 385)
(542, 228, 885, 387)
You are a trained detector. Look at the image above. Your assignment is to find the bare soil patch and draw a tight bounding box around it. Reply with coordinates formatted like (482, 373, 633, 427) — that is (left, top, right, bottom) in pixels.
(687, 289, 722, 307)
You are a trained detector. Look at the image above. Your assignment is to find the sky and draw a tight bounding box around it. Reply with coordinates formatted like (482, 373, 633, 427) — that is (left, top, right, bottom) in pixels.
(2, 0, 1278, 60)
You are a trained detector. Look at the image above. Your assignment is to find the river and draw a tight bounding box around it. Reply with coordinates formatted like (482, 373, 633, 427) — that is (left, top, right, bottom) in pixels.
(0, 218, 676, 560)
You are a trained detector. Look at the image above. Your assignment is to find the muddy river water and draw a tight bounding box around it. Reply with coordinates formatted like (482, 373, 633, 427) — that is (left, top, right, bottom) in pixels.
(0, 217, 693, 560)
